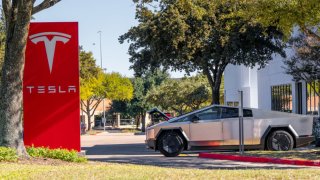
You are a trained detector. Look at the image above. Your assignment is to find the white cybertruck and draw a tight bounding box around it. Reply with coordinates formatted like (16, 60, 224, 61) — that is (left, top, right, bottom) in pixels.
(145, 105, 314, 157)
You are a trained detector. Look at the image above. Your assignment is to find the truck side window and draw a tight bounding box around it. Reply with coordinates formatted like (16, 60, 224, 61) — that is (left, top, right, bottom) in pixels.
(244, 109, 253, 117)
(221, 107, 239, 118)
(196, 107, 221, 120)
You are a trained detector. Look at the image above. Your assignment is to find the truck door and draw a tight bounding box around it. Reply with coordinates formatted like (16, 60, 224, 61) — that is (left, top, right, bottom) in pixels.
(189, 106, 223, 147)
(222, 107, 254, 145)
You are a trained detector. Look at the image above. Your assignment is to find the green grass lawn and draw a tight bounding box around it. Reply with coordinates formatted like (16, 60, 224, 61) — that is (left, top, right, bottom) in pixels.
(220, 149, 320, 160)
(0, 162, 320, 180)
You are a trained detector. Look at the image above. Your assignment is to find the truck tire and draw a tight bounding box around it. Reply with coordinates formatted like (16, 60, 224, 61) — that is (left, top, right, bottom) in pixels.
(157, 131, 184, 157)
(266, 130, 294, 151)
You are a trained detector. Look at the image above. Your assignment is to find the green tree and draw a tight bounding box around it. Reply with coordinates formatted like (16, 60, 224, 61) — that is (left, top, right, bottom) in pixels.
(80, 49, 104, 130)
(104, 73, 134, 102)
(132, 70, 169, 131)
(79, 49, 100, 81)
(110, 69, 169, 131)
(80, 50, 134, 130)
(146, 75, 212, 115)
(0, 0, 61, 155)
(120, 0, 285, 105)
(81, 72, 134, 131)
(235, 0, 320, 41)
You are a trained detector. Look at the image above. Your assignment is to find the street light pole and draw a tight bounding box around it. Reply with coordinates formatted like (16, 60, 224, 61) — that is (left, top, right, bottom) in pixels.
(98, 31, 103, 68)
(98, 31, 106, 131)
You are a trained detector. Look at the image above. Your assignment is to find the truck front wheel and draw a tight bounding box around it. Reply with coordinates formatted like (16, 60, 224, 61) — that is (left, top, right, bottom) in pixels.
(157, 131, 184, 157)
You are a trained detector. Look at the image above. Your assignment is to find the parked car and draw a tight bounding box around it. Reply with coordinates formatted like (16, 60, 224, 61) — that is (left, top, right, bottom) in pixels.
(145, 105, 314, 157)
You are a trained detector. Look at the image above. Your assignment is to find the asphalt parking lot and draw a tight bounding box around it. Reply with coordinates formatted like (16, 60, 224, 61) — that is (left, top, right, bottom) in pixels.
(81, 132, 317, 169)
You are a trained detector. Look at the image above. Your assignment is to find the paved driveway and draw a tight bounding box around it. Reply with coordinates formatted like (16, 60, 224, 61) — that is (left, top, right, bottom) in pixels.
(81, 132, 316, 169)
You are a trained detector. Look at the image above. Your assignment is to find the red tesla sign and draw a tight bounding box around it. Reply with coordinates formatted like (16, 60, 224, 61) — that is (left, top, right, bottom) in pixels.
(24, 22, 80, 151)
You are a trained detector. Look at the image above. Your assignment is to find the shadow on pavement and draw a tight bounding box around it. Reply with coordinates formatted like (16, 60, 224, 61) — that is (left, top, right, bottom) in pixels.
(82, 143, 156, 156)
(82, 143, 311, 170)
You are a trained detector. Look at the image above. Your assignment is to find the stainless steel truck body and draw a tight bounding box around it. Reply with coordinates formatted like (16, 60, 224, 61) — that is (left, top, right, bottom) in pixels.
(145, 105, 314, 157)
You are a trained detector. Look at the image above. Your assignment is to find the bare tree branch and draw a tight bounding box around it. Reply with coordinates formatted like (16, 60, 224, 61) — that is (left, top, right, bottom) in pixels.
(88, 97, 94, 108)
(88, 97, 99, 112)
(32, 0, 61, 15)
(80, 100, 88, 114)
(90, 99, 103, 117)
(300, 25, 320, 43)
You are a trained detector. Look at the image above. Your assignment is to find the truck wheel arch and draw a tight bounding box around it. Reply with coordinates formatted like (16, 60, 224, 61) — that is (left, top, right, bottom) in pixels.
(155, 128, 189, 150)
(261, 125, 297, 149)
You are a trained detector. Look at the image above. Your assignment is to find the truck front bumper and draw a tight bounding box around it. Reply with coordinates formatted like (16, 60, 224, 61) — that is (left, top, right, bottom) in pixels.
(145, 139, 156, 149)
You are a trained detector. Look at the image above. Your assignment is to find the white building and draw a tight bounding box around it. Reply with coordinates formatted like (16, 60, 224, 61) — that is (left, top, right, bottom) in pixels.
(224, 50, 319, 115)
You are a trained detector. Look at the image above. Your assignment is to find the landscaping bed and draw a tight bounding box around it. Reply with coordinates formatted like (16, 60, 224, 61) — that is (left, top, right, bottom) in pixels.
(0, 146, 87, 163)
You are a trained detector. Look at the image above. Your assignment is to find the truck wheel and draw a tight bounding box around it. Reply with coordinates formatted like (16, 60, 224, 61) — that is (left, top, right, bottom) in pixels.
(157, 131, 184, 157)
(266, 130, 294, 151)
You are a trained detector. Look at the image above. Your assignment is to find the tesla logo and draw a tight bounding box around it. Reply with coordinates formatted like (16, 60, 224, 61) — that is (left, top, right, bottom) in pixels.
(25, 85, 77, 94)
(29, 32, 71, 73)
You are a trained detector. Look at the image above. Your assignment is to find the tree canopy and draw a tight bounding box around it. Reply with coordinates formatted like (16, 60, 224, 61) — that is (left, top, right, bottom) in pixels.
(120, 0, 286, 104)
(237, 0, 320, 88)
(80, 49, 134, 130)
(109, 69, 169, 131)
(146, 75, 213, 115)
(235, 0, 320, 41)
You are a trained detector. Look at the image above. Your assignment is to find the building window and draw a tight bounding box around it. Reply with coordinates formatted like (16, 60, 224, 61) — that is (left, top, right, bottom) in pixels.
(307, 81, 320, 115)
(226, 101, 239, 107)
(271, 84, 292, 113)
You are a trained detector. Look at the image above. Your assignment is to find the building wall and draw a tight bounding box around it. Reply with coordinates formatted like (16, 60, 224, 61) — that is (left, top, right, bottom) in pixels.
(225, 64, 258, 108)
(256, 53, 296, 112)
(80, 99, 112, 130)
(224, 48, 308, 114)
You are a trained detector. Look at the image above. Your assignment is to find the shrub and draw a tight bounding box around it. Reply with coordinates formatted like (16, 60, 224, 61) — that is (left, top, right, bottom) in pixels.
(0, 147, 18, 162)
(26, 146, 87, 163)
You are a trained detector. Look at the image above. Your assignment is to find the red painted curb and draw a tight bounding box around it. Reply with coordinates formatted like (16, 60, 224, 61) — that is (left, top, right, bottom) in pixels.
(199, 153, 320, 167)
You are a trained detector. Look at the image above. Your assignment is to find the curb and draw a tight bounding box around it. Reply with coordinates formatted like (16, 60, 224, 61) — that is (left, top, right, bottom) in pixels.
(199, 153, 320, 167)
(78, 150, 86, 157)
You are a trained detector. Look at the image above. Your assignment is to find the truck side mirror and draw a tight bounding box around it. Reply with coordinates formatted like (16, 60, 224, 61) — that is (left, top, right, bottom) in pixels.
(191, 115, 200, 123)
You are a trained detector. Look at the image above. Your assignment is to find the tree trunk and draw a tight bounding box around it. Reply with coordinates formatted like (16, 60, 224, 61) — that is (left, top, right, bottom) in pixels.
(203, 64, 224, 105)
(135, 115, 140, 128)
(0, 1, 33, 156)
(212, 74, 223, 105)
(86, 100, 92, 131)
(141, 112, 146, 132)
(86, 113, 92, 131)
